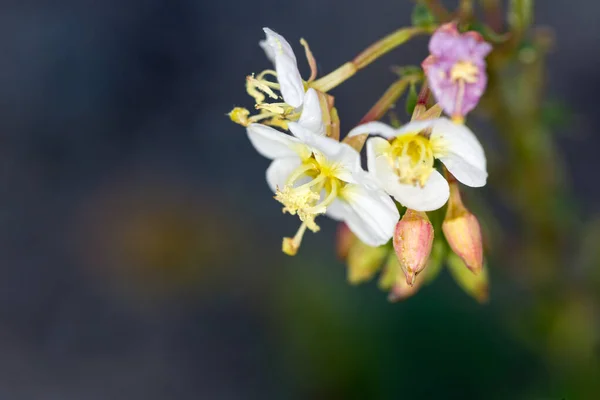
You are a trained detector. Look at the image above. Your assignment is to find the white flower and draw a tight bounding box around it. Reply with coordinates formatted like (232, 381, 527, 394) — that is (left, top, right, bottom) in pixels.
(348, 118, 487, 212)
(259, 28, 305, 108)
(247, 89, 399, 254)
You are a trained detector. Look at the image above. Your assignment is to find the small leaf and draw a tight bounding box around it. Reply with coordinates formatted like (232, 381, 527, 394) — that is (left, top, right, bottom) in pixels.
(391, 65, 423, 80)
(411, 2, 437, 29)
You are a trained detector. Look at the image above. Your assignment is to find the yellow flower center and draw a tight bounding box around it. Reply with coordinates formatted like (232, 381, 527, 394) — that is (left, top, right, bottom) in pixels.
(386, 134, 434, 187)
(450, 60, 479, 83)
(275, 156, 345, 255)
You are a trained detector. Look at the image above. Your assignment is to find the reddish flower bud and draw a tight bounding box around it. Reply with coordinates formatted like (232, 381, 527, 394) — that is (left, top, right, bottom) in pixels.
(392, 209, 434, 285)
(336, 222, 356, 261)
(442, 182, 483, 274)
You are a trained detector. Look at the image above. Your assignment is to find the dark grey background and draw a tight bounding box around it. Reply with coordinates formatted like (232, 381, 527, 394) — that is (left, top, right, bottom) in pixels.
(0, 1, 597, 398)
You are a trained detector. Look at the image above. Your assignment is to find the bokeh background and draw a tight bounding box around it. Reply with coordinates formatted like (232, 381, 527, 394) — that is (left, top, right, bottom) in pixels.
(0, 0, 599, 398)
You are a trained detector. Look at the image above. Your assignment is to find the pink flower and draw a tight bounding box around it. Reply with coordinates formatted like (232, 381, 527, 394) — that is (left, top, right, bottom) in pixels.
(422, 23, 492, 118)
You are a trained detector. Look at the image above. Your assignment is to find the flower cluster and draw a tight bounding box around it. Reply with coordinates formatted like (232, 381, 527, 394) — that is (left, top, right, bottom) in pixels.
(230, 22, 492, 302)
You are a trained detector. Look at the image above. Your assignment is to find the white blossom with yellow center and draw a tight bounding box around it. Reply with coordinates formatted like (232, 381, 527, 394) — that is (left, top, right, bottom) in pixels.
(348, 118, 487, 211)
(239, 27, 319, 130)
(247, 89, 399, 255)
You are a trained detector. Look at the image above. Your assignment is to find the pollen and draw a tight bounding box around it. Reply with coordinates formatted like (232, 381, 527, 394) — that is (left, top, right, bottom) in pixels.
(387, 134, 435, 187)
(275, 185, 321, 232)
(450, 61, 479, 84)
(276, 157, 345, 254)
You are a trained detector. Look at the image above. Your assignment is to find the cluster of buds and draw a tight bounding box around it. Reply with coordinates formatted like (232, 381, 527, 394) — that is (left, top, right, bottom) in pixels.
(229, 16, 492, 302)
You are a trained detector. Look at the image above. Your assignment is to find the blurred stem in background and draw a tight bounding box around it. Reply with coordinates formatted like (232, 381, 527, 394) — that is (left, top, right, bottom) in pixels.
(428, 0, 600, 396)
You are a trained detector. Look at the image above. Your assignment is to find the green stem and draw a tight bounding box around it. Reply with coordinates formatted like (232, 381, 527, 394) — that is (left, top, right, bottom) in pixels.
(310, 27, 430, 93)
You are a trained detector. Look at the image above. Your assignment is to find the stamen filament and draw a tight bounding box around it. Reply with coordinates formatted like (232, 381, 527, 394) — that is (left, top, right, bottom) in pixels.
(294, 173, 326, 191)
(257, 69, 278, 80)
(282, 222, 308, 256)
(305, 179, 339, 214)
(286, 163, 318, 186)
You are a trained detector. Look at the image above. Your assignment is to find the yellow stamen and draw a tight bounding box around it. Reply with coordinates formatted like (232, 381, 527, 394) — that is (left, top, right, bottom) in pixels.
(387, 134, 435, 187)
(282, 222, 308, 256)
(450, 61, 479, 83)
(449, 61, 478, 119)
(246, 74, 279, 104)
(228, 107, 250, 126)
(275, 156, 346, 254)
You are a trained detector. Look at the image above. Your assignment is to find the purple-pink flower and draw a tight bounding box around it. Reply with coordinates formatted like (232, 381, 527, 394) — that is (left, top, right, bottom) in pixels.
(422, 23, 492, 119)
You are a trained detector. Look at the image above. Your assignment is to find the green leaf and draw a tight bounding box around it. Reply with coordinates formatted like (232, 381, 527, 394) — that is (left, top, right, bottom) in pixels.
(411, 2, 437, 29)
(405, 83, 418, 116)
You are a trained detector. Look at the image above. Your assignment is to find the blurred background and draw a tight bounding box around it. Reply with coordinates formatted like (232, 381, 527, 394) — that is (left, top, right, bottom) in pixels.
(0, 0, 599, 398)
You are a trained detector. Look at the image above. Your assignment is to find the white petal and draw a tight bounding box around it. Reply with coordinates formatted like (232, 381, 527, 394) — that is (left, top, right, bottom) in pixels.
(247, 123, 308, 160)
(394, 119, 437, 136)
(289, 121, 361, 182)
(266, 157, 301, 193)
(372, 152, 450, 211)
(430, 118, 487, 187)
(259, 40, 276, 62)
(366, 137, 391, 178)
(329, 181, 399, 246)
(262, 28, 304, 108)
(297, 89, 325, 135)
(347, 121, 398, 139)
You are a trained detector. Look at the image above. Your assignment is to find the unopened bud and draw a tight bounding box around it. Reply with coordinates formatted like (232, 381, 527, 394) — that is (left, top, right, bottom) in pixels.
(392, 209, 434, 285)
(336, 223, 356, 261)
(447, 252, 489, 303)
(442, 182, 483, 274)
(379, 254, 423, 302)
(388, 274, 422, 302)
(347, 240, 388, 285)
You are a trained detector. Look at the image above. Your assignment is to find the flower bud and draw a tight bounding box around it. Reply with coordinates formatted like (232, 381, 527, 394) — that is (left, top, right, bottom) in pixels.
(388, 274, 422, 302)
(442, 182, 483, 274)
(346, 240, 388, 285)
(392, 209, 434, 285)
(336, 223, 356, 261)
(447, 253, 489, 303)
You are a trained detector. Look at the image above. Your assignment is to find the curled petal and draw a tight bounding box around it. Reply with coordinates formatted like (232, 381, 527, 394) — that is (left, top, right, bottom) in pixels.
(297, 88, 325, 135)
(430, 119, 487, 187)
(247, 123, 307, 160)
(266, 157, 302, 193)
(259, 40, 276, 63)
(262, 28, 304, 108)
